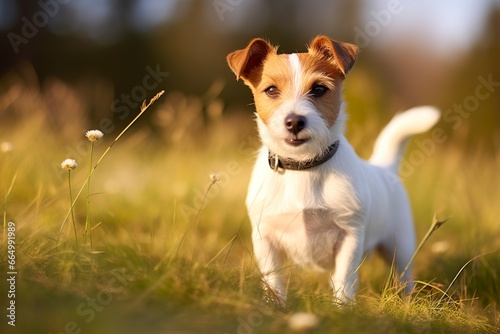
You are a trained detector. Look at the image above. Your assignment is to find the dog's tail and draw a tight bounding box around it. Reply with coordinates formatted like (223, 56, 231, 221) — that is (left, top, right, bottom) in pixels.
(369, 106, 441, 174)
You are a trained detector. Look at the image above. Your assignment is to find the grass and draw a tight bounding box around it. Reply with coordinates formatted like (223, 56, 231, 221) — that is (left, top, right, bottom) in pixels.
(1, 76, 499, 334)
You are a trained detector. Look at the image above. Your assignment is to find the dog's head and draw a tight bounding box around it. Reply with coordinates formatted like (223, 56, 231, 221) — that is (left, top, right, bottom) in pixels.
(227, 36, 358, 161)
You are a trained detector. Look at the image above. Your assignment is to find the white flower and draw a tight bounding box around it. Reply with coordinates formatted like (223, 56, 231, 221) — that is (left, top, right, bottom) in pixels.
(85, 130, 104, 142)
(61, 159, 78, 171)
(288, 312, 319, 332)
(1, 141, 13, 153)
(209, 173, 220, 184)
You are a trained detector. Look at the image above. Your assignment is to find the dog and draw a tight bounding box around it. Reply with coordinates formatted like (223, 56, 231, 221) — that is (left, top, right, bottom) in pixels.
(226, 35, 440, 306)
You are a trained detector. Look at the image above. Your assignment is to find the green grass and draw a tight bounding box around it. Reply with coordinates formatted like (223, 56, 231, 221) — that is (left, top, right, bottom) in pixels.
(1, 78, 499, 334)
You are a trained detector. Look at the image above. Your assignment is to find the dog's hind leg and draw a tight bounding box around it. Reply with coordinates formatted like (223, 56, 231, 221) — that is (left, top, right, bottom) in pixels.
(380, 231, 416, 292)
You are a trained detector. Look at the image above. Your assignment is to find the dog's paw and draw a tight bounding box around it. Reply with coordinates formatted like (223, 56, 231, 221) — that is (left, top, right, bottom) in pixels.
(263, 285, 286, 309)
(331, 293, 355, 308)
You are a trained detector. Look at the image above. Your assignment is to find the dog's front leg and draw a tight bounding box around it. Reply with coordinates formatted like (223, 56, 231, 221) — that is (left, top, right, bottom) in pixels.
(252, 234, 286, 307)
(330, 230, 364, 303)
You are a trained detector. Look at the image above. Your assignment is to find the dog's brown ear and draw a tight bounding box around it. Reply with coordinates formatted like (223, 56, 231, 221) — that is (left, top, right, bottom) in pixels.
(309, 36, 358, 76)
(227, 38, 274, 86)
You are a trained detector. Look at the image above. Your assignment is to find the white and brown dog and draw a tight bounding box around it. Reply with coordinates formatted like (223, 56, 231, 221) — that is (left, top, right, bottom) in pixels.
(227, 36, 440, 305)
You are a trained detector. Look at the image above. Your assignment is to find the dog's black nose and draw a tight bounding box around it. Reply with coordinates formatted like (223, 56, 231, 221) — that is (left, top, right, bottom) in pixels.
(285, 114, 306, 134)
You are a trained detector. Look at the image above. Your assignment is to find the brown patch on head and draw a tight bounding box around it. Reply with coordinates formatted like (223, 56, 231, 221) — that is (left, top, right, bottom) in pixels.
(226, 36, 358, 127)
(250, 51, 348, 126)
(253, 53, 296, 123)
(226, 38, 284, 124)
(301, 36, 358, 127)
(308, 35, 358, 77)
(226, 38, 276, 89)
(297, 52, 345, 127)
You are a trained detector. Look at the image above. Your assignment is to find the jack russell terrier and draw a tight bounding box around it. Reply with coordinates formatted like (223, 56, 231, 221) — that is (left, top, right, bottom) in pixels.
(226, 35, 440, 306)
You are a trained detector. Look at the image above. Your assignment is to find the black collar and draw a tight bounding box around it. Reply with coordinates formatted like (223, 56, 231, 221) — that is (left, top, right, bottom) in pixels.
(268, 140, 340, 171)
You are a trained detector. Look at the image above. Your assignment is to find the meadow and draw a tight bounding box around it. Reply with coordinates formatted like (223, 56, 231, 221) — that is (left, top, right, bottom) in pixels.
(1, 73, 499, 334)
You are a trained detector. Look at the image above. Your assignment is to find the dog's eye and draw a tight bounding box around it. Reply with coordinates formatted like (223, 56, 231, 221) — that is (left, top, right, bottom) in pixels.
(309, 85, 328, 97)
(264, 86, 280, 98)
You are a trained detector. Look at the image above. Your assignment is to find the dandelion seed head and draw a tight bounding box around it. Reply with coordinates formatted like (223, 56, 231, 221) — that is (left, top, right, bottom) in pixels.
(85, 130, 104, 142)
(1, 141, 13, 153)
(61, 159, 78, 171)
(288, 312, 319, 332)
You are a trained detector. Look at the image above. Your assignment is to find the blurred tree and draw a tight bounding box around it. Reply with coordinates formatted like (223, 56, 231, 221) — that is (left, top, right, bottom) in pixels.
(1, 0, 497, 142)
(441, 3, 500, 149)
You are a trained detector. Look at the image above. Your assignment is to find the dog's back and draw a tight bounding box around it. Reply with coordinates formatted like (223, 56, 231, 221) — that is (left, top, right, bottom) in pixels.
(362, 106, 441, 284)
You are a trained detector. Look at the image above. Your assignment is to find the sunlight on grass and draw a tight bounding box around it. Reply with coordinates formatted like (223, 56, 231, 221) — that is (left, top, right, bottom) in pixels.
(0, 77, 498, 333)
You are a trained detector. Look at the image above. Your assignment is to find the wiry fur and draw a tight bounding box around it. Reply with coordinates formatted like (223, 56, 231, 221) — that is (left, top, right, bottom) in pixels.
(227, 36, 440, 305)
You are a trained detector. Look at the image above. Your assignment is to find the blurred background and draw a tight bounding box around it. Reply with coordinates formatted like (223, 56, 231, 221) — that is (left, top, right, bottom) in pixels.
(1, 2, 500, 332)
(1, 0, 499, 150)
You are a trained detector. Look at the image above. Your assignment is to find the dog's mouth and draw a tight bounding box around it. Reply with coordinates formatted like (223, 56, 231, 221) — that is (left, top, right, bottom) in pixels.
(285, 137, 309, 146)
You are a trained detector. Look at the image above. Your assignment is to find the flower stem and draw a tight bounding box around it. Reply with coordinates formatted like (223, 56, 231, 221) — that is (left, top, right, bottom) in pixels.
(57, 90, 165, 242)
(85, 142, 94, 250)
(68, 170, 78, 247)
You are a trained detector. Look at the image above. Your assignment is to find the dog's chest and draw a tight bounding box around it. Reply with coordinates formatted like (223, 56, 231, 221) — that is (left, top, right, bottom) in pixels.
(260, 208, 346, 270)
(247, 161, 357, 270)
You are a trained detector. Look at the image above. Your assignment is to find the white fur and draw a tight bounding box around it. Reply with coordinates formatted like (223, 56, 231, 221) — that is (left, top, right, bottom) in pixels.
(247, 75, 440, 304)
(369, 106, 441, 173)
(289, 53, 303, 99)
